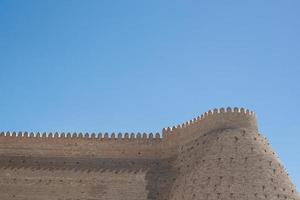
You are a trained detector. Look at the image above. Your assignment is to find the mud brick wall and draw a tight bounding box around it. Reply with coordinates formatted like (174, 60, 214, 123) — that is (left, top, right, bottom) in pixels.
(0, 107, 299, 200)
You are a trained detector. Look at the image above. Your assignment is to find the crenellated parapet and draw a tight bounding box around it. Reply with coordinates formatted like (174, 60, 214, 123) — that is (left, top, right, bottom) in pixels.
(0, 131, 164, 159)
(0, 131, 161, 140)
(161, 107, 257, 145)
(0, 107, 299, 200)
(0, 107, 257, 151)
(166, 108, 299, 200)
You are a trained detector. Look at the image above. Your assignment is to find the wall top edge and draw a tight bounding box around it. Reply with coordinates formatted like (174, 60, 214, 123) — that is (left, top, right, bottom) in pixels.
(0, 107, 255, 140)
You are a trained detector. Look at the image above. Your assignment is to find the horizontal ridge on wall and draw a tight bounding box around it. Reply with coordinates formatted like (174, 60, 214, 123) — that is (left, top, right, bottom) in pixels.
(162, 107, 256, 138)
(0, 131, 162, 140)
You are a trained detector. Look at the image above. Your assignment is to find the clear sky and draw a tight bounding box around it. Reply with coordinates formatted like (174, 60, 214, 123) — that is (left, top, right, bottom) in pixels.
(0, 0, 299, 189)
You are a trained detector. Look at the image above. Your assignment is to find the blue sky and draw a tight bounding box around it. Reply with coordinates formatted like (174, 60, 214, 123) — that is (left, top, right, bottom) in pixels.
(0, 1, 299, 189)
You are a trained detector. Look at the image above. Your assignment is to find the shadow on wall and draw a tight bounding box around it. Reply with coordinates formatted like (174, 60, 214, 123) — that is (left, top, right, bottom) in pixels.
(0, 155, 178, 200)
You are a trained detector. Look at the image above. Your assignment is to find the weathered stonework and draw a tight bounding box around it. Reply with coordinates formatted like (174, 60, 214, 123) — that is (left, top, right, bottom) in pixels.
(0, 107, 299, 200)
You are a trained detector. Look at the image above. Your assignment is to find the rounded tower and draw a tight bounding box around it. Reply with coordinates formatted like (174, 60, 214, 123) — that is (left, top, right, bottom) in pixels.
(165, 108, 299, 200)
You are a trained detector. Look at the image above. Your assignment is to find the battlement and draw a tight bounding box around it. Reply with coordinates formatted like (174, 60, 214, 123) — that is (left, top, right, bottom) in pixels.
(0, 107, 257, 159)
(0, 107, 298, 200)
(0, 131, 161, 140)
(0, 107, 256, 142)
(163, 107, 255, 132)
(162, 107, 257, 145)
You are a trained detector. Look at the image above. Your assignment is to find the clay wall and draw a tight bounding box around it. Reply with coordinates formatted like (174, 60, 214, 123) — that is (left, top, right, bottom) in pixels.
(0, 134, 176, 200)
(0, 107, 299, 200)
(0, 132, 162, 159)
(165, 108, 299, 200)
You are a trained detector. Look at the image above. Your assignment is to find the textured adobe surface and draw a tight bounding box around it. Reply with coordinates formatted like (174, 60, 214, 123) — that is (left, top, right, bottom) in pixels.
(0, 107, 299, 200)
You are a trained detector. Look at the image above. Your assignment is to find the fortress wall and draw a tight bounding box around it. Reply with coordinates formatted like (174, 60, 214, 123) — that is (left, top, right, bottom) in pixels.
(0, 133, 163, 159)
(0, 165, 149, 200)
(166, 110, 299, 200)
(0, 153, 176, 200)
(162, 107, 257, 147)
(0, 108, 257, 160)
(0, 133, 176, 200)
(0, 135, 176, 200)
(0, 156, 177, 200)
(0, 107, 299, 200)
